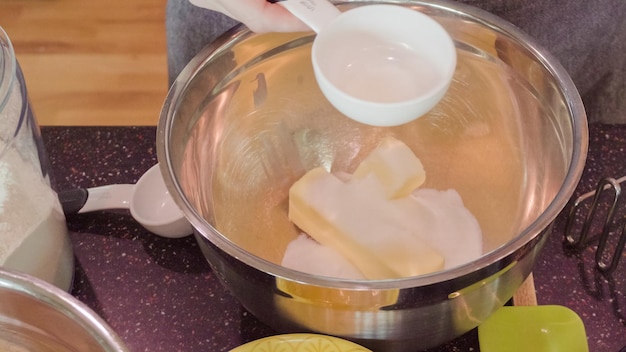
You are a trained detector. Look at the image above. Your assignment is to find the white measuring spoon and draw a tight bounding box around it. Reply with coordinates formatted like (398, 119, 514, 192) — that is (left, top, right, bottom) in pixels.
(58, 163, 192, 238)
(269, 0, 457, 126)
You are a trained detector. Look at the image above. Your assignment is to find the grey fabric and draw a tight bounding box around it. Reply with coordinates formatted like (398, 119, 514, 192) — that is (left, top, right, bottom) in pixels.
(165, 0, 626, 123)
(166, 0, 238, 84)
(459, 0, 626, 124)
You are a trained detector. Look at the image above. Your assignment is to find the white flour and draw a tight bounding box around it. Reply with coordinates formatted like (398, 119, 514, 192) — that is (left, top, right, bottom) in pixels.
(0, 72, 73, 290)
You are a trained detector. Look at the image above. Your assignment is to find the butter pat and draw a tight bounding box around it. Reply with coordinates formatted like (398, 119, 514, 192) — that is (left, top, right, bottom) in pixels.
(289, 167, 445, 279)
(353, 136, 425, 199)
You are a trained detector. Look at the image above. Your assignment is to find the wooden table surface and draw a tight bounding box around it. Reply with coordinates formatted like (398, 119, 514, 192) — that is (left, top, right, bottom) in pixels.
(0, 0, 168, 126)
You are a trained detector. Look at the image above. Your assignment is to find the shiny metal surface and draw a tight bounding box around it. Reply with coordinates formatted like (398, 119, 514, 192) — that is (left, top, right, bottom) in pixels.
(0, 268, 128, 351)
(157, 1, 588, 350)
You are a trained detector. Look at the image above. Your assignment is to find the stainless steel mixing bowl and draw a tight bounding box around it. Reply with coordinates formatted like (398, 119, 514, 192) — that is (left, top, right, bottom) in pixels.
(0, 268, 128, 351)
(157, 1, 588, 350)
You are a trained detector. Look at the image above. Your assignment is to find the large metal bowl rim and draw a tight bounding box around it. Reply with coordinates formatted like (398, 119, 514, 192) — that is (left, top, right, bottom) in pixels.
(157, 0, 588, 290)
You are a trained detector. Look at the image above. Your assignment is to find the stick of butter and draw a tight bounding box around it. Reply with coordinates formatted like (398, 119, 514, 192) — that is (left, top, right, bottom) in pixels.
(289, 167, 444, 279)
(352, 136, 426, 199)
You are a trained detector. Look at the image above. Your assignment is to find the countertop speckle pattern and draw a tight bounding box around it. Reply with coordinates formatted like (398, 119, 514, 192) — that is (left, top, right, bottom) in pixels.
(532, 125, 626, 352)
(41, 125, 626, 351)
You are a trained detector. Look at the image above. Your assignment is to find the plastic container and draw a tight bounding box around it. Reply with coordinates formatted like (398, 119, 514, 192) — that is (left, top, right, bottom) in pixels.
(0, 26, 74, 291)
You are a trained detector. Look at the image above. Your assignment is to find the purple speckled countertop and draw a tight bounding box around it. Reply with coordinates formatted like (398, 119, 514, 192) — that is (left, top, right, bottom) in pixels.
(41, 125, 626, 352)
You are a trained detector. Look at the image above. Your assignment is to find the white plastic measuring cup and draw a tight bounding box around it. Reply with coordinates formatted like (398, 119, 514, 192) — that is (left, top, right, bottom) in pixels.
(270, 0, 457, 126)
(58, 163, 192, 239)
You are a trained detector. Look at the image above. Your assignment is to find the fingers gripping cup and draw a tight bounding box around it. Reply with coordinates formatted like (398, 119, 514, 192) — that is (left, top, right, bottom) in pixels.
(269, 0, 457, 126)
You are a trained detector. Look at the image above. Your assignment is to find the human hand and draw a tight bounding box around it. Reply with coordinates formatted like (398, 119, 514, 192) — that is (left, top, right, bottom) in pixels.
(188, 0, 310, 33)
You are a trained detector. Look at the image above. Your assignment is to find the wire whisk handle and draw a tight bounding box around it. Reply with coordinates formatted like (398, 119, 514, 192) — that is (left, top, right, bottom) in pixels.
(564, 176, 626, 274)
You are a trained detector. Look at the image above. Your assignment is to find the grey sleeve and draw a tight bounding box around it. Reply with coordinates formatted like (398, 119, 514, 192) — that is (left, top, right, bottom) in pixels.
(165, 0, 239, 84)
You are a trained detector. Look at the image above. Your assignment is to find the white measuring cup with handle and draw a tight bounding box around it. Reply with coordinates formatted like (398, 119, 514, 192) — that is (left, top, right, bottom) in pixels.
(268, 0, 457, 126)
(58, 163, 193, 239)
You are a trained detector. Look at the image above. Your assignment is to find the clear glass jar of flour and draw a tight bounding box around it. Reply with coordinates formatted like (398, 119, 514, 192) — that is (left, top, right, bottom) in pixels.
(0, 27, 73, 291)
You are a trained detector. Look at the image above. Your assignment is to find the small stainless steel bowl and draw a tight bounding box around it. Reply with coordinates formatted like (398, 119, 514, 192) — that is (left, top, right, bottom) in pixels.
(157, 1, 588, 350)
(0, 268, 128, 351)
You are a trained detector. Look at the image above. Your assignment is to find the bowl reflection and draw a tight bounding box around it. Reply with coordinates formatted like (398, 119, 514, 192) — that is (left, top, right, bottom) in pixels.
(0, 268, 128, 351)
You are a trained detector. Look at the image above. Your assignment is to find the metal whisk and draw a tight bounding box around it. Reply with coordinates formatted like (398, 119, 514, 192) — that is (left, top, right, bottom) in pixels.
(564, 176, 626, 274)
